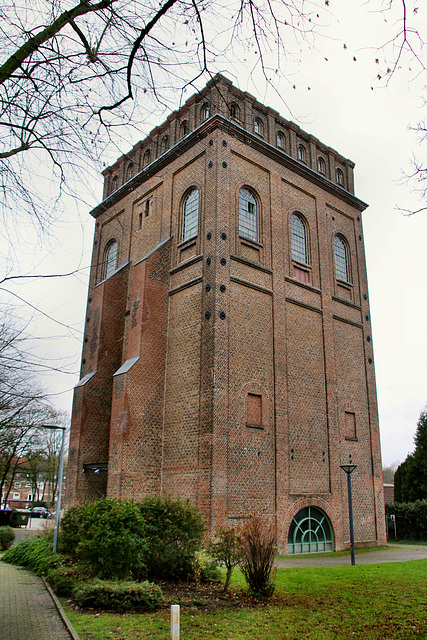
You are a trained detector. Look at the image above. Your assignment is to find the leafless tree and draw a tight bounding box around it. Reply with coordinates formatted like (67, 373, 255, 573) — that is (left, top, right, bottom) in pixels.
(0, 1, 424, 228)
(0, 315, 69, 506)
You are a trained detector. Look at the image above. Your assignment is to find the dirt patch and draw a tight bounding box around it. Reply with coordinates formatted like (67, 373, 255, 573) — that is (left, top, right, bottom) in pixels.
(159, 581, 289, 612)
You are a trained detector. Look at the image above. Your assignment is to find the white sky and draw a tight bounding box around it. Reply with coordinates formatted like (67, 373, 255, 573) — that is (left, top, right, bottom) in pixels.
(2, 1, 426, 468)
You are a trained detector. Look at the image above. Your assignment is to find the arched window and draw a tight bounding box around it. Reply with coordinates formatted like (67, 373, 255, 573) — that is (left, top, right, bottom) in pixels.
(290, 214, 308, 264)
(238, 188, 259, 242)
(288, 506, 334, 554)
(143, 149, 151, 166)
(127, 163, 134, 180)
(254, 118, 263, 136)
(180, 120, 189, 139)
(297, 145, 305, 162)
(182, 188, 200, 242)
(336, 168, 344, 185)
(277, 132, 285, 149)
(317, 157, 326, 174)
(161, 135, 169, 153)
(201, 104, 210, 121)
(229, 103, 240, 120)
(111, 175, 118, 192)
(104, 240, 118, 279)
(333, 235, 350, 282)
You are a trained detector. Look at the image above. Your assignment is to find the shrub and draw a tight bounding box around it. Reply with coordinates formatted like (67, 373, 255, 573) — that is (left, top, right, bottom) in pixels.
(72, 579, 163, 612)
(191, 550, 220, 585)
(238, 515, 277, 598)
(46, 565, 88, 597)
(139, 495, 206, 580)
(209, 526, 241, 592)
(2, 530, 58, 575)
(60, 498, 148, 580)
(385, 499, 427, 540)
(59, 496, 206, 582)
(0, 525, 15, 551)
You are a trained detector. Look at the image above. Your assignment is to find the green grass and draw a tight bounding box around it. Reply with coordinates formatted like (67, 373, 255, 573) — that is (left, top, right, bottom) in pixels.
(62, 560, 427, 639)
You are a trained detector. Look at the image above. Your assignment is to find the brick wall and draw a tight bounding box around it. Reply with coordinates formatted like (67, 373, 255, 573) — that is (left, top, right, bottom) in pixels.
(66, 75, 386, 553)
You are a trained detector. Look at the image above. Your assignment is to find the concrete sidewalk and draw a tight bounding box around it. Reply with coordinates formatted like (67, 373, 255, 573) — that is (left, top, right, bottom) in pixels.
(276, 543, 427, 567)
(0, 560, 79, 640)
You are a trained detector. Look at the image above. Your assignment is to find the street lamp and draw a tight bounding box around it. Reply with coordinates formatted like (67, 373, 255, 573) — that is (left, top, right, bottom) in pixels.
(340, 464, 357, 566)
(40, 425, 66, 553)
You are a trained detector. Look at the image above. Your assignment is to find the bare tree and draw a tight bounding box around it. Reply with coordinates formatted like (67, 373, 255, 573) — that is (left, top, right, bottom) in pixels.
(0, 1, 424, 228)
(0, 315, 69, 506)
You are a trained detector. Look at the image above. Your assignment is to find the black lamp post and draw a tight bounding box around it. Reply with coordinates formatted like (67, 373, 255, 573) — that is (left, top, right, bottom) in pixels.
(340, 464, 357, 565)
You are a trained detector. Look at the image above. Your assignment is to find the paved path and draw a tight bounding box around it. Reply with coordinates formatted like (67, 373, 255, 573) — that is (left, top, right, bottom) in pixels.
(0, 560, 76, 640)
(276, 544, 427, 567)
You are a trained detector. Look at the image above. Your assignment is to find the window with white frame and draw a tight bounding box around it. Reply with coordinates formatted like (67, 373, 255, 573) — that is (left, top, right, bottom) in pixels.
(238, 188, 259, 243)
(277, 132, 285, 149)
(229, 103, 240, 120)
(333, 235, 350, 282)
(182, 189, 200, 242)
(290, 214, 308, 264)
(317, 157, 326, 174)
(254, 118, 263, 136)
(104, 240, 118, 279)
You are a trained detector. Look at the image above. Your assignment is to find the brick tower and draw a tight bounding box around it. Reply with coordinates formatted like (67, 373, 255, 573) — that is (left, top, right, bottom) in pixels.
(66, 74, 386, 553)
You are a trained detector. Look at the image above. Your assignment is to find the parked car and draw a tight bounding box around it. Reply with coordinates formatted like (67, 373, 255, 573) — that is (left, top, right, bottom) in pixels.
(30, 507, 51, 519)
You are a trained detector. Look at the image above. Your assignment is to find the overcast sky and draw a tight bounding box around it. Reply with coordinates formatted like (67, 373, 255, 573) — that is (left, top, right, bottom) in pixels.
(2, 2, 426, 468)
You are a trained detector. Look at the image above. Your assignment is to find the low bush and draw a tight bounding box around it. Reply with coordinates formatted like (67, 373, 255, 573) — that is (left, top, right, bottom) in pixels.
(59, 496, 206, 582)
(238, 515, 277, 598)
(209, 526, 241, 592)
(0, 525, 15, 551)
(2, 530, 58, 575)
(60, 498, 147, 580)
(191, 550, 220, 585)
(386, 499, 427, 540)
(139, 495, 206, 581)
(46, 565, 88, 597)
(72, 579, 163, 612)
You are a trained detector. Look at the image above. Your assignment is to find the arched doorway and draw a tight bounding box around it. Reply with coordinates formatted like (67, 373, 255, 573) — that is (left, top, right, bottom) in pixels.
(288, 506, 334, 554)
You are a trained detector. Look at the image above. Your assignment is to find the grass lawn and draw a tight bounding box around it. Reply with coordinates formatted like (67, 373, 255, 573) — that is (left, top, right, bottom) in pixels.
(62, 560, 427, 639)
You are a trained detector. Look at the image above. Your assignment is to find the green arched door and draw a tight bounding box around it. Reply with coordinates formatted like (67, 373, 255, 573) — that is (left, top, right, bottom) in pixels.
(288, 506, 334, 554)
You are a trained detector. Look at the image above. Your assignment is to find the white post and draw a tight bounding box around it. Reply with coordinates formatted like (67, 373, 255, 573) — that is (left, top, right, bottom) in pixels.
(171, 604, 180, 640)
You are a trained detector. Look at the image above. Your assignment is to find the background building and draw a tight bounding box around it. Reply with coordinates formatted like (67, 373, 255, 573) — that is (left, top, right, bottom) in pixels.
(66, 74, 386, 553)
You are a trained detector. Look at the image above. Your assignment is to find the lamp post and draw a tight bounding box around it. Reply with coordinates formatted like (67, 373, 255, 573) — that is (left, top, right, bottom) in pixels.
(340, 464, 357, 565)
(40, 425, 66, 553)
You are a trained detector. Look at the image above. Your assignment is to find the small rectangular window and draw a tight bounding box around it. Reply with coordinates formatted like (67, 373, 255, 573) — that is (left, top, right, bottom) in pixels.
(344, 411, 356, 439)
(13, 493, 20, 499)
(247, 393, 262, 427)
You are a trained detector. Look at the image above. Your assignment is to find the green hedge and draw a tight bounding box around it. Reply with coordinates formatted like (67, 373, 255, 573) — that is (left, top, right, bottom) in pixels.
(0, 526, 15, 551)
(72, 579, 163, 612)
(385, 499, 427, 540)
(2, 530, 59, 574)
(60, 498, 147, 580)
(59, 495, 206, 581)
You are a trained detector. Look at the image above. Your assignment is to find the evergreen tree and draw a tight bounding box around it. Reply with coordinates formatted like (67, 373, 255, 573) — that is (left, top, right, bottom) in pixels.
(394, 409, 427, 502)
